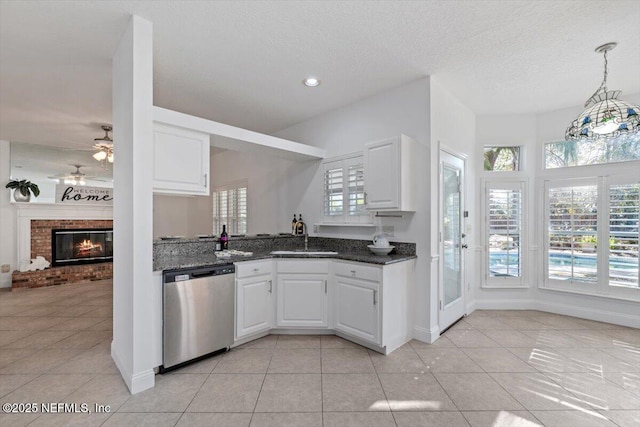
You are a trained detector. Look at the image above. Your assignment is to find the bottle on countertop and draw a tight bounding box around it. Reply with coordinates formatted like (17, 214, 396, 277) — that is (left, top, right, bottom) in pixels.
(220, 224, 229, 250)
(291, 214, 297, 235)
(296, 214, 305, 235)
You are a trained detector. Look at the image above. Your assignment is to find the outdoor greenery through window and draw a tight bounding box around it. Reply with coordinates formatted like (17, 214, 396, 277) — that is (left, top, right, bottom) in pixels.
(213, 182, 247, 235)
(547, 185, 598, 283)
(484, 146, 520, 171)
(545, 133, 640, 168)
(609, 184, 640, 287)
(323, 155, 371, 224)
(486, 182, 523, 285)
(545, 179, 639, 294)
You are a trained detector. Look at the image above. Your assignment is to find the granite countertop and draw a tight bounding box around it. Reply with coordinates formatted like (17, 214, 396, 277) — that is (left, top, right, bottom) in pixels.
(155, 250, 416, 272)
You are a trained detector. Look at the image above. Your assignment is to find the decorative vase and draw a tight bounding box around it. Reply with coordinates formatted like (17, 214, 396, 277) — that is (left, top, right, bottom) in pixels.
(13, 189, 31, 202)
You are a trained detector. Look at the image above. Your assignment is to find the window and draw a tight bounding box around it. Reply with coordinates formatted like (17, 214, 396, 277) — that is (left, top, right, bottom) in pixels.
(609, 184, 640, 288)
(484, 180, 524, 287)
(213, 181, 247, 235)
(323, 155, 371, 224)
(547, 183, 598, 283)
(545, 133, 640, 169)
(543, 177, 639, 299)
(484, 146, 521, 171)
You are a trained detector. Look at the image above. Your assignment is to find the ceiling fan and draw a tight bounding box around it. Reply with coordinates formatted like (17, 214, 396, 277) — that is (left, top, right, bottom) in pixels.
(93, 125, 113, 163)
(48, 165, 108, 186)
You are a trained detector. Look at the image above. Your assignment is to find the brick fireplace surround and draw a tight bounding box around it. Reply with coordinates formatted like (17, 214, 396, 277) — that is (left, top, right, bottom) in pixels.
(11, 219, 113, 290)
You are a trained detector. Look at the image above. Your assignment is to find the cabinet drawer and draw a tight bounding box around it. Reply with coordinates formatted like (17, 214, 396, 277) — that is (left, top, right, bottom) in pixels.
(277, 260, 330, 274)
(235, 260, 273, 278)
(334, 262, 381, 282)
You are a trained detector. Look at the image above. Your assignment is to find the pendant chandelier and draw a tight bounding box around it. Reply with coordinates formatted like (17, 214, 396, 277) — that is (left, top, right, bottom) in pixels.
(93, 125, 114, 163)
(566, 42, 639, 141)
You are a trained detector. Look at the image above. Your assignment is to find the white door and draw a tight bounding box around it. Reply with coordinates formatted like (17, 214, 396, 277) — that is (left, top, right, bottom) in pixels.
(236, 276, 272, 338)
(277, 275, 328, 327)
(334, 277, 380, 344)
(439, 150, 466, 331)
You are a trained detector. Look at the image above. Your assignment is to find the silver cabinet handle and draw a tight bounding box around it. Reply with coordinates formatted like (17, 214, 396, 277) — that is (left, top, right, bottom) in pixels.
(324, 280, 327, 294)
(204, 173, 208, 188)
(364, 192, 368, 205)
(268, 280, 272, 293)
(350, 270, 356, 276)
(373, 289, 377, 305)
(253, 268, 259, 272)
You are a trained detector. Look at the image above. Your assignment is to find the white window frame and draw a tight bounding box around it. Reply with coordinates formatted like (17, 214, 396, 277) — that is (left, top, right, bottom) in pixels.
(540, 161, 640, 302)
(482, 178, 527, 288)
(212, 180, 248, 236)
(322, 153, 373, 225)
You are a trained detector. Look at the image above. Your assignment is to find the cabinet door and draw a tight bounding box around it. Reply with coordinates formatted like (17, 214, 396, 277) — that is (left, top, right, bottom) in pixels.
(153, 123, 210, 195)
(364, 137, 400, 210)
(334, 277, 380, 344)
(236, 276, 273, 339)
(277, 274, 328, 327)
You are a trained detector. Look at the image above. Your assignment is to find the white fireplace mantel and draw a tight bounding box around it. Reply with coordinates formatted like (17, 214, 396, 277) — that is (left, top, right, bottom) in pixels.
(15, 203, 113, 264)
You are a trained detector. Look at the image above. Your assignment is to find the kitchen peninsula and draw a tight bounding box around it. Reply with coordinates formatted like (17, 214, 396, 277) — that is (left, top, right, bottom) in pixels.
(153, 235, 417, 358)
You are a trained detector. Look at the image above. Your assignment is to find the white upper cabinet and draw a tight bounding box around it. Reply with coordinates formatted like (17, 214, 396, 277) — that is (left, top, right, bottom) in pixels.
(363, 134, 417, 211)
(153, 122, 210, 195)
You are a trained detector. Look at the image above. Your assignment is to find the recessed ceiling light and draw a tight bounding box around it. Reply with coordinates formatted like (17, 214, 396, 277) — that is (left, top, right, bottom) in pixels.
(303, 77, 320, 87)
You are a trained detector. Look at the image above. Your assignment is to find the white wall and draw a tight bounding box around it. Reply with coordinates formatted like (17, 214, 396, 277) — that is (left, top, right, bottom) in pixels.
(152, 148, 294, 239)
(275, 78, 436, 339)
(473, 92, 640, 327)
(0, 140, 16, 287)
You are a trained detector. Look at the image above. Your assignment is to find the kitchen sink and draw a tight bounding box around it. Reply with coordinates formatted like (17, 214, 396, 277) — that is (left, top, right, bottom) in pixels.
(270, 250, 338, 255)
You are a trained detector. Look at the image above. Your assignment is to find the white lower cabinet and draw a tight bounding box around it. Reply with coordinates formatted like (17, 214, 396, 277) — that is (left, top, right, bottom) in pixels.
(276, 260, 329, 328)
(334, 277, 380, 344)
(235, 262, 274, 339)
(234, 258, 414, 353)
(277, 275, 328, 327)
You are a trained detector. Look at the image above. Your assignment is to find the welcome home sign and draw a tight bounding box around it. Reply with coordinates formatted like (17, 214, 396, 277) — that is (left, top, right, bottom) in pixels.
(55, 185, 113, 205)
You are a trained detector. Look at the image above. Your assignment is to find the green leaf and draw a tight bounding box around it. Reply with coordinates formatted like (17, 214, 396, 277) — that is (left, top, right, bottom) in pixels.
(29, 184, 40, 197)
(20, 186, 29, 197)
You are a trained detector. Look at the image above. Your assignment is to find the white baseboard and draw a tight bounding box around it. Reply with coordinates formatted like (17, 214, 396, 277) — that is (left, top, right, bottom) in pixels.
(413, 325, 441, 344)
(111, 341, 155, 395)
(470, 298, 638, 328)
(537, 300, 640, 329)
(473, 298, 537, 310)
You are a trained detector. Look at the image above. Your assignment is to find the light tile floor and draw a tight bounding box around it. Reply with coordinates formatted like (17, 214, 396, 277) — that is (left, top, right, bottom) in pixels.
(1, 280, 639, 426)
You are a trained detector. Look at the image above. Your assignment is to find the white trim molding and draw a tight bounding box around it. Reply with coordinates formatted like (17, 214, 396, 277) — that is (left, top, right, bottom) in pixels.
(15, 203, 113, 264)
(111, 341, 155, 394)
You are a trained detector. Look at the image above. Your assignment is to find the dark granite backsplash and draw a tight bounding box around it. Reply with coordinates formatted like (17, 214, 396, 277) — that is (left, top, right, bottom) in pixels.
(154, 235, 416, 259)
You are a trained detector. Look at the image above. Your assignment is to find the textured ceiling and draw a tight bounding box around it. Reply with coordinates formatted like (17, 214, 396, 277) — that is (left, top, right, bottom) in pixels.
(1, 0, 639, 148)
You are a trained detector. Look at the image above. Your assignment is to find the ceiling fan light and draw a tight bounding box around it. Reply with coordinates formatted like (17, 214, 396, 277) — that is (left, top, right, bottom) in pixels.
(107, 152, 114, 163)
(93, 150, 107, 161)
(78, 179, 86, 186)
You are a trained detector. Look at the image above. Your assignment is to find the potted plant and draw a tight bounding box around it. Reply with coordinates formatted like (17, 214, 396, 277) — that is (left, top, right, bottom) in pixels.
(5, 179, 40, 202)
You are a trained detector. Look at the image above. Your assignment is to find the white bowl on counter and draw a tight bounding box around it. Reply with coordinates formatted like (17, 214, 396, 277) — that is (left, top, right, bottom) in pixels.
(367, 245, 394, 255)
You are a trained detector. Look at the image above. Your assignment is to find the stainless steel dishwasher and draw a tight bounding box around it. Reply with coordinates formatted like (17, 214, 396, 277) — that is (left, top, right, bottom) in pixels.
(160, 264, 235, 373)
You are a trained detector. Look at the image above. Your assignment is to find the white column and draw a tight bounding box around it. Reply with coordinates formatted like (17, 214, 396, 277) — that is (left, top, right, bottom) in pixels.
(111, 15, 155, 394)
(0, 140, 16, 288)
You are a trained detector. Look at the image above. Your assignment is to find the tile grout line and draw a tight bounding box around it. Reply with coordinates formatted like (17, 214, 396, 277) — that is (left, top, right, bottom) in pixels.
(368, 348, 399, 427)
(248, 335, 277, 424)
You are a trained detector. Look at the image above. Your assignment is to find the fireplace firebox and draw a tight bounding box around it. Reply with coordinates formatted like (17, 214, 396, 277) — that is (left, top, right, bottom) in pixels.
(51, 228, 113, 267)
